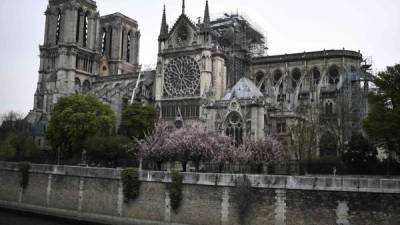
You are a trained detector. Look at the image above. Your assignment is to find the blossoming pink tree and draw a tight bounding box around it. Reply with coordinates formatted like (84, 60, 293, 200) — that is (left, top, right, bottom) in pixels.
(206, 130, 238, 172)
(244, 136, 287, 172)
(138, 123, 286, 173)
(137, 123, 174, 170)
(170, 124, 219, 171)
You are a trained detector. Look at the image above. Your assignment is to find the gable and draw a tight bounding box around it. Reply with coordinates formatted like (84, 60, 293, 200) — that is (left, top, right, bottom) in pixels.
(167, 14, 199, 48)
(169, 14, 198, 36)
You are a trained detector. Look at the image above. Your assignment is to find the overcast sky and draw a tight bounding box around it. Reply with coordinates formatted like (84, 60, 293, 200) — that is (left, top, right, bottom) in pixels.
(0, 0, 399, 116)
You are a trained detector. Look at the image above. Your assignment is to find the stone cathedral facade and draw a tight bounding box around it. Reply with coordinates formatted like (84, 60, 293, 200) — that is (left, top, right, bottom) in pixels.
(28, 0, 372, 159)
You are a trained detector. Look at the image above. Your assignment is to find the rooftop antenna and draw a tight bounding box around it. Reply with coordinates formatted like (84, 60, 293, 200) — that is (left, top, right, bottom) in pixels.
(182, 0, 185, 14)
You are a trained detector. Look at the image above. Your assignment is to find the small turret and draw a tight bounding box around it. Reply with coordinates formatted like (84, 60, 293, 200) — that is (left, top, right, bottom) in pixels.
(203, 0, 210, 30)
(158, 5, 169, 41)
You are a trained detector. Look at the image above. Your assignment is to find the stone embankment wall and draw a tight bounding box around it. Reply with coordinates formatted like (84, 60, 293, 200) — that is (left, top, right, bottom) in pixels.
(0, 162, 399, 225)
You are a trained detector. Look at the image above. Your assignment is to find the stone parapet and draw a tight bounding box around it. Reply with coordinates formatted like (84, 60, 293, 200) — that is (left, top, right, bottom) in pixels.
(0, 161, 399, 225)
(1, 162, 399, 193)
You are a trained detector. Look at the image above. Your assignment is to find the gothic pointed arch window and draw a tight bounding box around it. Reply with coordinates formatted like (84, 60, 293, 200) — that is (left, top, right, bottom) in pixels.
(83, 12, 89, 47)
(291, 68, 301, 89)
(82, 80, 91, 94)
(225, 111, 243, 145)
(176, 25, 189, 46)
(312, 67, 321, 85)
(325, 100, 334, 115)
(127, 31, 132, 63)
(273, 69, 283, 86)
(74, 78, 81, 93)
(36, 95, 44, 110)
(256, 71, 266, 92)
(108, 27, 113, 58)
(328, 65, 340, 85)
(76, 9, 82, 42)
(121, 29, 125, 59)
(101, 29, 107, 56)
(56, 10, 62, 44)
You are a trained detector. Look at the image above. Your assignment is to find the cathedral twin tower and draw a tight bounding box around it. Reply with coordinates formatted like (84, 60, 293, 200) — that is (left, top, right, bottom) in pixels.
(33, 0, 140, 115)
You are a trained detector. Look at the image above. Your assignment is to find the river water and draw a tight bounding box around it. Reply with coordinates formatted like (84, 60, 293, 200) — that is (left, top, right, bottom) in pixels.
(0, 208, 109, 225)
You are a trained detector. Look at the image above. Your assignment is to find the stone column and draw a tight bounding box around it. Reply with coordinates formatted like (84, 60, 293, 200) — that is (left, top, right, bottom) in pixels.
(274, 189, 286, 225)
(111, 26, 121, 60)
(212, 55, 226, 100)
(336, 201, 350, 225)
(93, 14, 101, 51)
(46, 174, 53, 206)
(63, 8, 77, 43)
(69, 9, 78, 43)
(77, 177, 84, 212)
(132, 31, 140, 65)
(47, 12, 57, 45)
(200, 51, 212, 97)
(43, 11, 51, 45)
(88, 15, 95, 49)
(117, 180, 123, 216)
(221, 187, 230, 225)
(122, 30, 128, 61)
(164, 190, 171, 222)
(105, 28, 112, 58)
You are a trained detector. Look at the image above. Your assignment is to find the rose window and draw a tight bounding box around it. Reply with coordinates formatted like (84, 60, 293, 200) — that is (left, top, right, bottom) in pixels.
(163, 56, 200, 97)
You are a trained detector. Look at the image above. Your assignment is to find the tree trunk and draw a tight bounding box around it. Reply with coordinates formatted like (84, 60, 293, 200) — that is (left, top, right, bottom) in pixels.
(181, 161, 187, 172)
(156, 161, 162, 171)
(194, 160, 200, 172)
(218, 163, 224, 173)
(386, 138, 394, 176)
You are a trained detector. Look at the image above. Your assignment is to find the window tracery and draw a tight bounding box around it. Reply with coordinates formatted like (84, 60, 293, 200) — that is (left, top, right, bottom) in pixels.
(225, 111, 243, 145)
(75, 78, 81, 93)
(312, 67, 321, 85)
(256, 71, 266, 92)
(56, 11, 62, 44)
(273, 69, 283, 85)
(163, 56, 200, 97)
(82, 80, 91, 94)
(328, 66, 340, 84)
(291, 68, 301, 88)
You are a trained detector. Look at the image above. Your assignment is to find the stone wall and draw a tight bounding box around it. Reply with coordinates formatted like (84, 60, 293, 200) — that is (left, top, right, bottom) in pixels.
(0, 162, 399, 225)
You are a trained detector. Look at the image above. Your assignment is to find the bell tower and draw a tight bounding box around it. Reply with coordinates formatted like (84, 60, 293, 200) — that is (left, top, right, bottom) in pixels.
(99, 13, 141, 76)
(33, 0, 101, 115)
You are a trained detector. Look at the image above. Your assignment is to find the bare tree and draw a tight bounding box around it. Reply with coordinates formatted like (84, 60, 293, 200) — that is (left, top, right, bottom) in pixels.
(289, 103, 319, 162)
(0, 111, 24, 125)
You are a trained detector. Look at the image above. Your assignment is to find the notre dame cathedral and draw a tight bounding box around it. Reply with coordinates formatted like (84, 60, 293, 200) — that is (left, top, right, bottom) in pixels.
(27, 0, 373, 160)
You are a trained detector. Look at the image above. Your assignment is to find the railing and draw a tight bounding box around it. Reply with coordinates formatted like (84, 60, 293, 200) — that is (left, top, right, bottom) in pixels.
(252, 49, 362, 64)
(142, 160, 400, 176)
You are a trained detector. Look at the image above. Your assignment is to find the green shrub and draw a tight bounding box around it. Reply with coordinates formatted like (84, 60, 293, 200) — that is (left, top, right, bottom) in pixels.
(168, 171, 183, 213)
(18, 162, 30, 190)
(121, 168, 141, 203)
